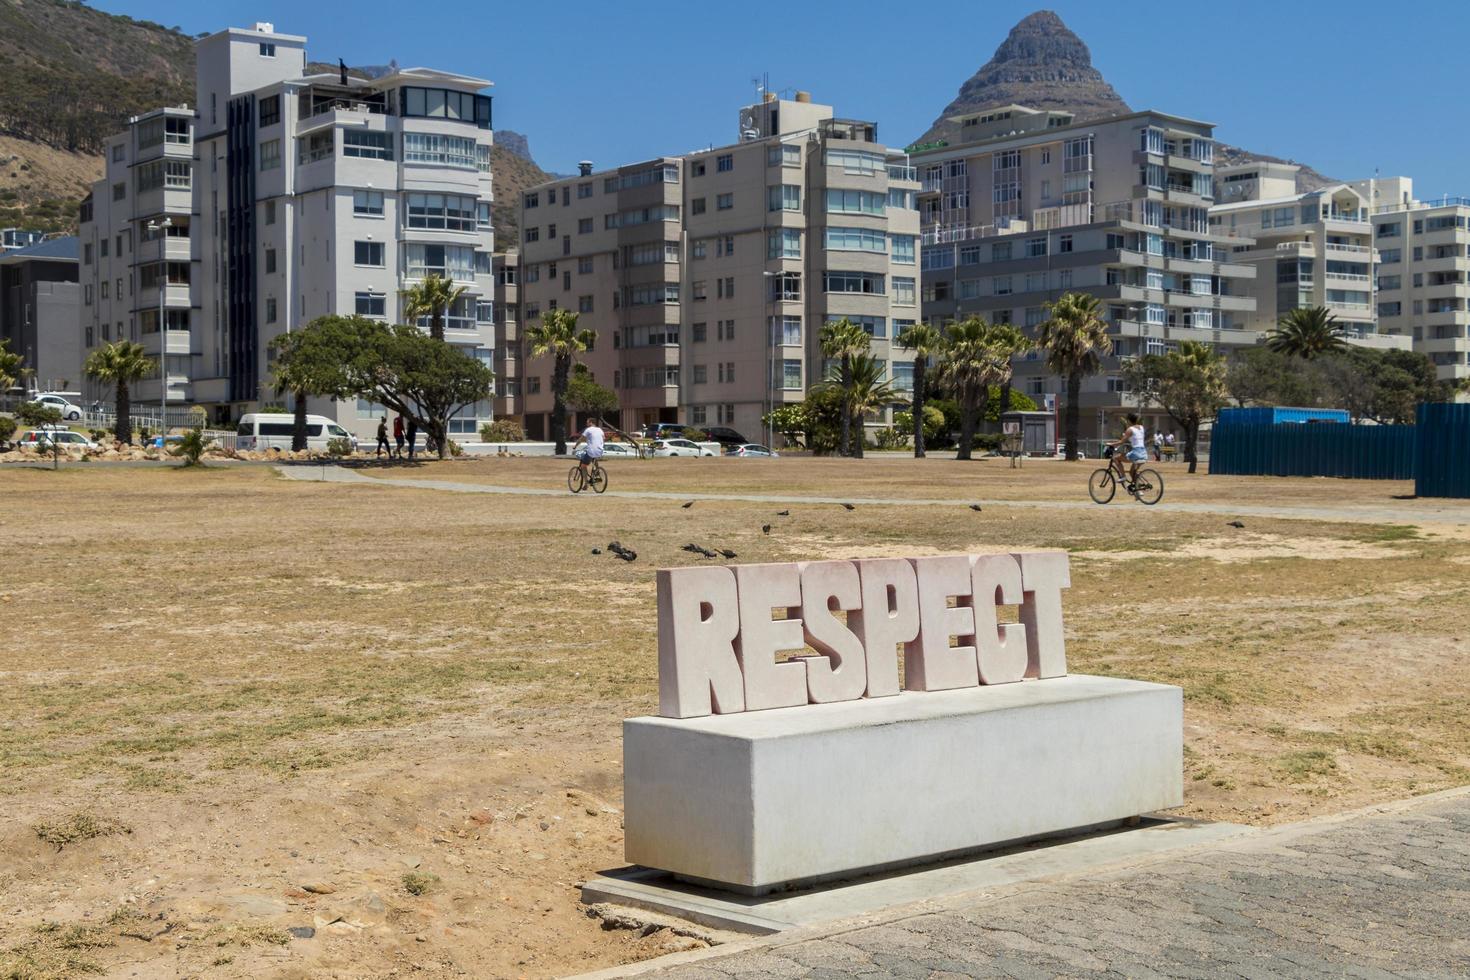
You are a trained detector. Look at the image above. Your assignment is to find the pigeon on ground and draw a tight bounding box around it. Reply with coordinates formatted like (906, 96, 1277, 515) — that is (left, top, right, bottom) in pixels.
(616, 550, 637, 562)
(681, 543, 702, 553)
(969, 504, 983, 512)
(776, 510, 790, 517)
(718, 549, 737, 559)
(608, 541, 637, 561)
(1226, 521, 1245, 528)
(608, 541, 623, 552)
(694, 545, 718, 559)
(591, 548, 602, 555)
(841, 503, 856, 511)
(762, 524, 771, 535)
(682, 501, 694, 509)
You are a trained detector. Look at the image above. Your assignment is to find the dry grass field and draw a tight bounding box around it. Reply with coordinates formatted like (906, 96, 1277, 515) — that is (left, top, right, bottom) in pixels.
(2, 457, 1469, 979)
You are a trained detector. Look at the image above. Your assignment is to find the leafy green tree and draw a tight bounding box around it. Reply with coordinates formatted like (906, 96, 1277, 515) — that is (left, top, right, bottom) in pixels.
(83, 340, 154, 445)
(818, 318, 871, 457)
(762, 404, 809, 449)
(1123, 341, 1227, 473)
(400, 274, 470, 343)
(1319, 346, 1452, 423)
(272, 315, 494, 460)
(525, 309, 595, 455)
(0, 338, 22, 396)
(17, 401, 63, 468)
(565, 364, 619, 421)
(1267, 306, 1346, 360)
(0, 415, 16, 445)
(1225, 346, 1327, 408)
(269, 329, 355, 452)
(814, 353, 903, 457)
(1038, 292, 1112, 460)
(893, 405, 945, 446)
(895, 322, 943, 458)
(937, 317, 1008, 461)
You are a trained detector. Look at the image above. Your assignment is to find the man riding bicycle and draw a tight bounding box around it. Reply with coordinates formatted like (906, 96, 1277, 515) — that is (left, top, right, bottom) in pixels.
(1110, 413, 1149, 484)
(571, 417, 606, 475)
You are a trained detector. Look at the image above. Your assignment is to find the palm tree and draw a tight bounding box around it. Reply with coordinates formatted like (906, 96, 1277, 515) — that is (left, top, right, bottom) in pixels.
(988, 323, 1031, 419)
(1266, 306, 1346, 360)
(818, 318, 871, 456)
(815, 353, 902, 458)
(525, 308, 596, 455)
(938, 317, 1008, 461)
(84, 340, 154, 445)
(401, 274, 470, 343)
(895, 322, 943, 457)
(1038, 292, 1112, 461)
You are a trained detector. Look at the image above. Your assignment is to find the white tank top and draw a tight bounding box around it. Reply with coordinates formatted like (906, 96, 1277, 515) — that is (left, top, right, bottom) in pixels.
(1128, 425, 1145, 449)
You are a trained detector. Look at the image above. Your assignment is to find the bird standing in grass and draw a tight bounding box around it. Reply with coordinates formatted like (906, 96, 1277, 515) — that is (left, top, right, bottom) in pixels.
(841, 503, 856, 511)
(762, 524, 771, 535)
(682, 501, 694, 509)
(969, 504, 983, 512)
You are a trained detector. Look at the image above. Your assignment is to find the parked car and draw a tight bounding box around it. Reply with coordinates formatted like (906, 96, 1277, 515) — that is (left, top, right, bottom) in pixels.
(32, 393, 83, 420)
(18, 429, 97, 449)
(726, 444, 778, 458)
(641, 422, 690, 440)
(701, 426, 749, 447)
(236, 413, 359, 452)
(599, 442, 638, 457)
(651, 438, 714, 458)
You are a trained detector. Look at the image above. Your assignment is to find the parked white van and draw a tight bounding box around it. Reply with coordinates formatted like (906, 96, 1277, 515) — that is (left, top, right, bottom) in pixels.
(236, 414, 358, 452)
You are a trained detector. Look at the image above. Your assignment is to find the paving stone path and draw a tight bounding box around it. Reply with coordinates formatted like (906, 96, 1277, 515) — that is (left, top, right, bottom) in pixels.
(278, 466, 1470, 528)
(625, 791, 1470, 979)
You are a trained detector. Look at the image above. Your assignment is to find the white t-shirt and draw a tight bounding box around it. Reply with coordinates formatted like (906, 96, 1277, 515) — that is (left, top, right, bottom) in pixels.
(581, 425, 605, 457)
(1127, 425, 1146, 449)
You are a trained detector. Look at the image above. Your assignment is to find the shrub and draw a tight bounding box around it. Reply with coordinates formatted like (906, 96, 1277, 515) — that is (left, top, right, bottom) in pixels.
(0, 415, 16, 443)
(89, 428, 110, 443)
(893, 406, 946, 444)
(169, 427, 215, 466)
(683, 428, 709, 442)
(972, 433, 1004, 453)
(16, 401, 61, 428)
(325, 436, 353, 458)
(872, 426, 908, 450)
(479, 419, 525, 442)
(448, 439, 464, 457)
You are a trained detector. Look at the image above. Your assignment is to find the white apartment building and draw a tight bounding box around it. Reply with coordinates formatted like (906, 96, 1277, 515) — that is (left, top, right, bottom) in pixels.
(1350, 176, 1470, 384)
(79, 23, 498, 439)
(914, 105, 1257, 432)
(515, 92, 920, 442)
(1210, 162, 1405, 350)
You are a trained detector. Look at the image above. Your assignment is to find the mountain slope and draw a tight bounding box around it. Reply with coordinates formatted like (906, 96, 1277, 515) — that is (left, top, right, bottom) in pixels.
(916, 9, 1337, 191)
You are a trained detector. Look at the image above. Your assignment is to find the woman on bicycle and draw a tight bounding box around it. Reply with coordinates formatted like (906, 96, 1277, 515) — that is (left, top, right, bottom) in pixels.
(1110, 413, 1149, 485)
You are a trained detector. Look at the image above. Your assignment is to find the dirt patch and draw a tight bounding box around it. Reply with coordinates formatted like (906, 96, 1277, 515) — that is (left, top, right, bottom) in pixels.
(1074, 533, 1407, 564)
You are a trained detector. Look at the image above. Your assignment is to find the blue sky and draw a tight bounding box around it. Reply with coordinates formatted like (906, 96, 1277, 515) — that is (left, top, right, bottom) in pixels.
(99, 0, 1467, 194)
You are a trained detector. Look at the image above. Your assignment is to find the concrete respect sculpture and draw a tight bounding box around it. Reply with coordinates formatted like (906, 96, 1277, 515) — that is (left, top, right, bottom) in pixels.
(656, 551, 1072, 719)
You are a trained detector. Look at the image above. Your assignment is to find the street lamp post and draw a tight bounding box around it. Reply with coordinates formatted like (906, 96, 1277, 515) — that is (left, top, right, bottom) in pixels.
(147, 217, 172, 452)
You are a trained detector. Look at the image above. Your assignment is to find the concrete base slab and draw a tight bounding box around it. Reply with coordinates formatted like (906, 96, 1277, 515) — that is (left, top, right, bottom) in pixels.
(582, 816, 1252, 935)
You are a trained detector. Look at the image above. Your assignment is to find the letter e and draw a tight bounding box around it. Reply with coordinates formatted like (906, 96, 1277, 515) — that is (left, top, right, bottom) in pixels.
(734, 563, 809, 711)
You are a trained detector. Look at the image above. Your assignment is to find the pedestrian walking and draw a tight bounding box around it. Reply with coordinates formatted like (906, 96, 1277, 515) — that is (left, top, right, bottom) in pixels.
(393, 414, 405, 459)
(375, 416, 391, 458)
(406, 416, 418, 460)
(1152, 430, 1164, 462)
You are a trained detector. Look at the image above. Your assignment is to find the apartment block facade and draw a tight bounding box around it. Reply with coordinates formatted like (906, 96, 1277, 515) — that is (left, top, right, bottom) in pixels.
(1209, 163, 1404, 350)
(1349, 176, 1470, 384)
(491, 251, 521, 419)
(913, 105, 1256, 430)
(79, 23, 498, 439)
(0, 237, 80, 395)
(515, 93, 920, 441)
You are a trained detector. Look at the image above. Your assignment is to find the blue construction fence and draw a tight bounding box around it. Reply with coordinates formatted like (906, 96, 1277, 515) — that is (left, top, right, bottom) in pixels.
(1417, 403, 1470, 498)
(1209, 404, 1470, 495)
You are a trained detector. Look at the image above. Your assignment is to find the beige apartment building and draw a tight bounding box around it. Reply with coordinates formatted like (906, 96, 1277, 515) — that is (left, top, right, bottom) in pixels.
(1347, 176, 1470, 384)
(490, 251, 521, 418)
(1209, 163, 1405, 350)
(913, 105, 1256, 435)
(515, 92, 920, 442)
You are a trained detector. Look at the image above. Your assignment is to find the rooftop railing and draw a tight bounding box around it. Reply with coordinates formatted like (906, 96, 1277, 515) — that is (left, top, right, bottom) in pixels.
(1372, 196, 1470, 214)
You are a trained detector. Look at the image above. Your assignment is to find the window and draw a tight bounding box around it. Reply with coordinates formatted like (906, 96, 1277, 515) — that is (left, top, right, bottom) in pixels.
(691, 161, 706, 177)
(1376, 222, 1401, 238)
(264, 200, 276, 225)
(577, 182, 592, 199)
(825, 149, 886, 175)
(693, 365, 708, 384)
(830, 315, 886, 338)
(406, 193, 476, 231)
(718, 277, 734, 299)
(403, 132, 477, 169)
(343, 129, 393, 160)
(716, 192, 733, 211)
(1058, 234, 1073, 253)
(626, 283, 680, 305)
(259, 42, 276, 57)
(1379, 247, 1401, 264)
(825, 226, 888, 253)
(353, 189, 384, 216)
(578, 256, 594, 274)
(891, 235, 915, 263)
(1378, 275, 1401, 291)
(770, 272, 801, 301)
(400, 87, 493, 129)
(354, 241, 384, 267)
(259, 139, 281, 171)
(579, 295, 595, 313)
(1026, 236, 1047, 257)
(691, 197, 707, 215)
(405, 243, 473, 279)
(717, 319, 736, 341)
(769, 316, 802, 346)
(888, 188, 916, 210)
(892, 277, 915, 306)
(767, 228, 801, 259)
(111, 182, 126, 202)
(768, 184, 801, 211)
(475, 251, 493, 274)
(577, 217, 593, 235)
(258, 95, 280, 127)
(719, 404, 736, 425)
(768, 143, 801, 167)
(524, 192, 539, 208)
(100, 280, 109, 299)
(524, 226, 539, 243)
(825, 189, 885, 214)
(717, 153, 733, 172)
(693, 280, 707, 301)
(692, 323, 707, 343)
(993, 275, 1012, 296)
(824, 271, 885, 294)
(691, 240, 707, 260)
(265, 297, 277, 323)
(295, 130, 333, 165)
(991, 242, 1012, 262)
(135, 160, 192, 192)
(355, 291, 386, 317)
(100, 239, 108, 258)
(781, 359, 803, 389)
(264, 248, 277, 274)
(717, 235, 734, 257)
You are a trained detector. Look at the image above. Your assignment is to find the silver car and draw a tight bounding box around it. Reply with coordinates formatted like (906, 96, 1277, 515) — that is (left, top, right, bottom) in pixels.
(651, 438, 714, 458)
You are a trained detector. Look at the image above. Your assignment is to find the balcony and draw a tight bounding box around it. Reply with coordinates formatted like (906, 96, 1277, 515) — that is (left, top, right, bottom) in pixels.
(1323, 241, 1373, 256)
(1325, 272, 1372, 284)
(1275, 241, 1317, 257)
(887, 164, 917, 182)
(1322, 210, 1368, 225)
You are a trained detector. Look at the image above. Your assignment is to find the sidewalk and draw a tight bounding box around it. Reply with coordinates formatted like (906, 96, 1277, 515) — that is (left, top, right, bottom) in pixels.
(585, 788, 1470, 978)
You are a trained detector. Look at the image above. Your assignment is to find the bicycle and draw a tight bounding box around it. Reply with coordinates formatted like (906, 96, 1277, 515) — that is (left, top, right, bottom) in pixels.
(567, 458, 608, 494)
(1088, 448, 1164, 505)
